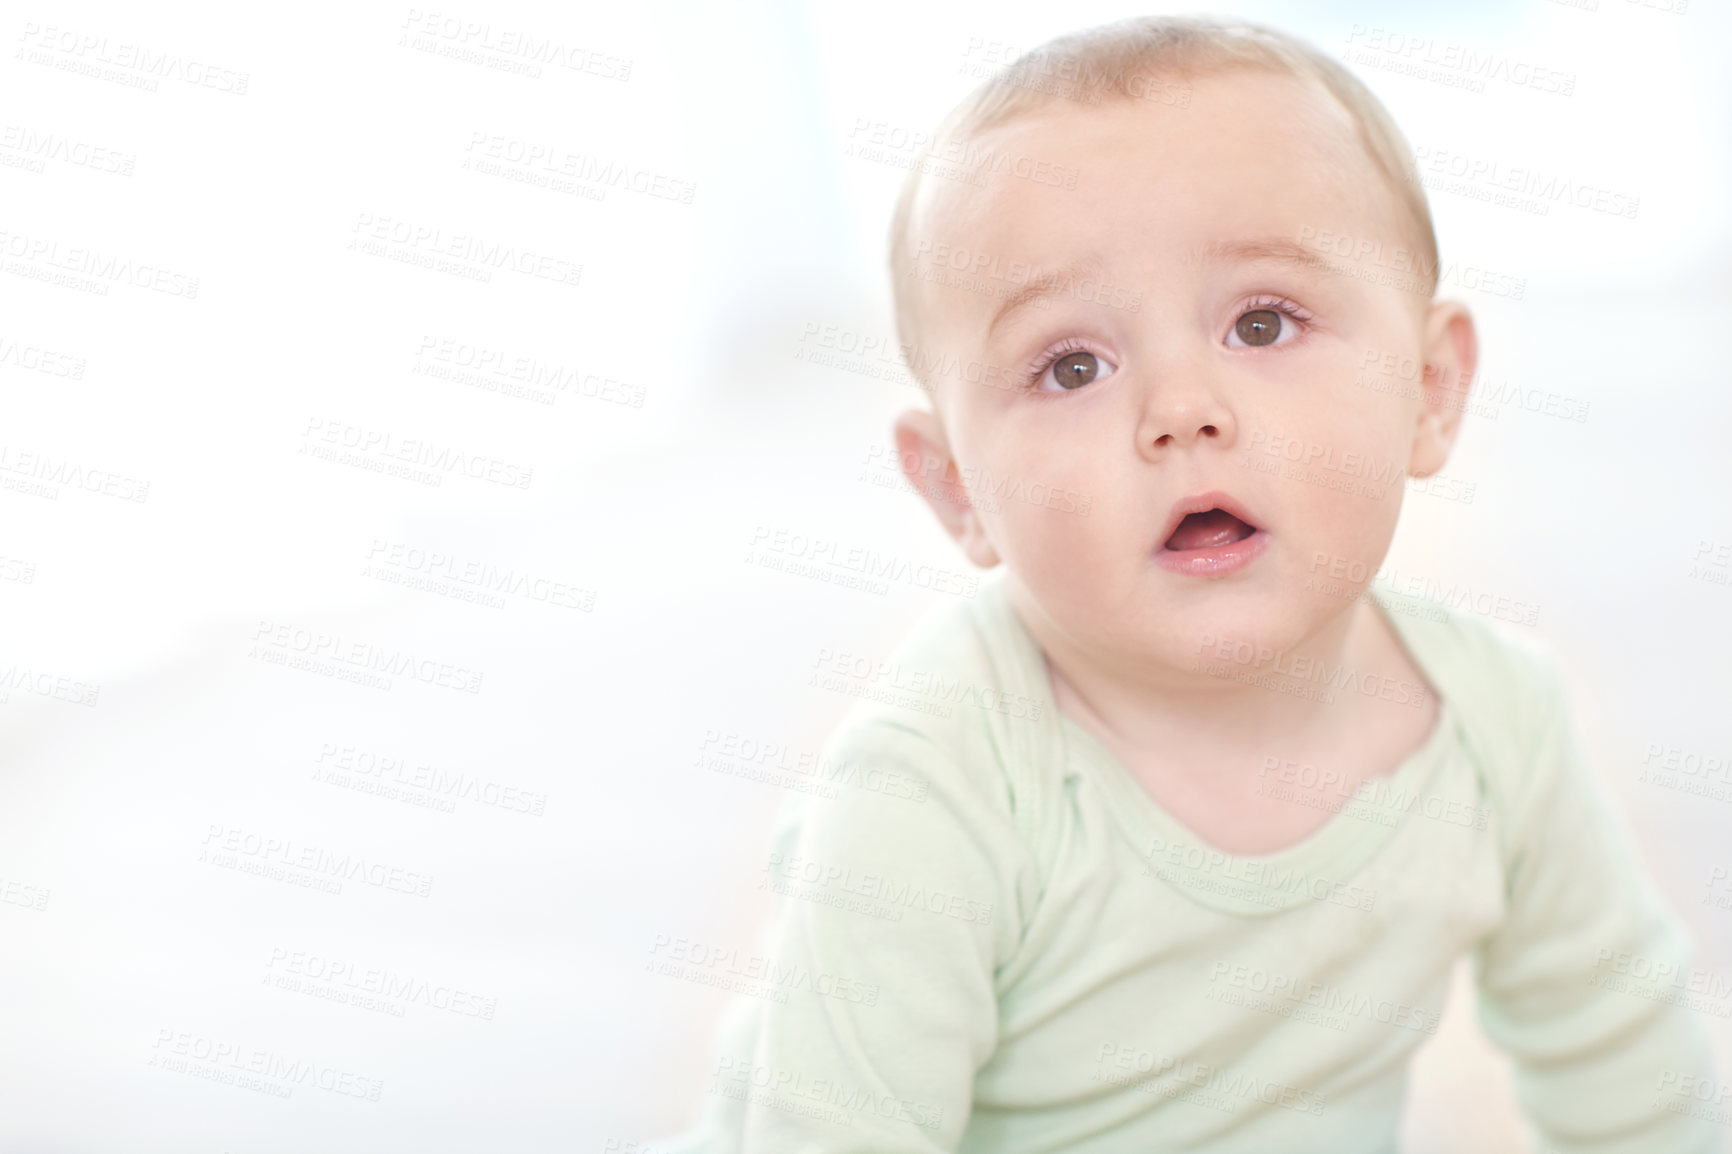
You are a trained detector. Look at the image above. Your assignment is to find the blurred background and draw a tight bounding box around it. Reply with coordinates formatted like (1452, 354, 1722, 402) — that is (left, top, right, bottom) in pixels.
(0, 0, 1727, 1150)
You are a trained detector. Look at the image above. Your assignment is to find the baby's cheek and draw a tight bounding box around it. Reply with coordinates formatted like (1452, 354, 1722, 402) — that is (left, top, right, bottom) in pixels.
(1000, 495, 1100, 575)
(1298, 489, 1403, 587)
(975, 446, 1101, 543)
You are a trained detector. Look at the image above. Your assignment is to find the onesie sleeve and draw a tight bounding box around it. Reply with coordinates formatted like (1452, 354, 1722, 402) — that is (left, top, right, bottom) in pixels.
(1469, 647, 1723, 1153)
(718, 716, 1035, 1152)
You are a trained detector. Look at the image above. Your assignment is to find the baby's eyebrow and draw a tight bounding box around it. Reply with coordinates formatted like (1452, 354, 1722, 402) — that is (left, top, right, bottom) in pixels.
(1195, 238, 1342, 277)
(982, 240, 1342, 338)
(984, 256, 1108, 339)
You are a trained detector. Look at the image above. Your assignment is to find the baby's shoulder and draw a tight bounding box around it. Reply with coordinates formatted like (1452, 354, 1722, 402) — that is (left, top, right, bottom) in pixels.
(813, 575, 1062, 819)
(1367, 577, 1574, 792)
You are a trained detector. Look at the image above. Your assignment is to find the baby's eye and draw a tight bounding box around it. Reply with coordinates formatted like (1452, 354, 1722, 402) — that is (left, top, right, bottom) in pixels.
(1041, 350, 1118, 391)
(1226, 307, 1298, 349)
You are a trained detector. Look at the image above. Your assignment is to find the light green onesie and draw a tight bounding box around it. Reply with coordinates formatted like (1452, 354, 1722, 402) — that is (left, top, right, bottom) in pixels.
(656, 568, 1721, 1152)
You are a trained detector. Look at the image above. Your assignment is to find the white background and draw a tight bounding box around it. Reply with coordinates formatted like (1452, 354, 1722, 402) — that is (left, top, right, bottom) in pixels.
(0, 0, 1727, 1151)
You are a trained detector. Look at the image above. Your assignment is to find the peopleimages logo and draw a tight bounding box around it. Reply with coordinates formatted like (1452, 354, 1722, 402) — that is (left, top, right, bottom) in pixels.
(201, 824, 435, 898)
(710, 1058, 946, 1130)
(1193, 632, 1428, 709)
(1140, 833, 1378, 912)
(250, 620, 485, 695)
(807, 648, 1044, 721)
(149, 1028, 382, 1101)
(760, 851, 995, 927)
(1092, 1044, 1328, 1116)
(1206, 961, 1441, 1035)
(910, 241, 1143, 312)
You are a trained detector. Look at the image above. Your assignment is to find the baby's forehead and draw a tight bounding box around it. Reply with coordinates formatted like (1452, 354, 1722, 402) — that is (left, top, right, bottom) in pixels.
(904, 73, 1413, 303)
(965, 70, 1361, 180)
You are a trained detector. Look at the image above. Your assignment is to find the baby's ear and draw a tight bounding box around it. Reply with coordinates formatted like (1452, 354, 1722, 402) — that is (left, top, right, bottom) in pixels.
(1409, 301, 1480, 478)
(890, 408, 1000, 569)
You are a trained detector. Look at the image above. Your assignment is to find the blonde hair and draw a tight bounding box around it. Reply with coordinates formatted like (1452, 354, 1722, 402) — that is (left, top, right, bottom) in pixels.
(888, 15, 1439, 378)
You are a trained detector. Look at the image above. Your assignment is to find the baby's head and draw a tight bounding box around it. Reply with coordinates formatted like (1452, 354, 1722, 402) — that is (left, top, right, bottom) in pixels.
(888, 15, 1479, 672)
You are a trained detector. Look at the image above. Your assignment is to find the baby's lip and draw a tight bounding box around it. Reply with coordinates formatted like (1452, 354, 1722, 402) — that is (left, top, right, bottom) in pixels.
(1156, 490, 1264, 551)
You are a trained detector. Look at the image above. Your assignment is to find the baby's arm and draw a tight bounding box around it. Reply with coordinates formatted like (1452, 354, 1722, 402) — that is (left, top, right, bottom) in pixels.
(1471, 653, 1722, 1153)
(723, 718, 1032, 1152)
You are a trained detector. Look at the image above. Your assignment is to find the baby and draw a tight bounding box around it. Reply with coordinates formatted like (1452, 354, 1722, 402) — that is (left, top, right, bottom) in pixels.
(662, 15, 1719, 1152)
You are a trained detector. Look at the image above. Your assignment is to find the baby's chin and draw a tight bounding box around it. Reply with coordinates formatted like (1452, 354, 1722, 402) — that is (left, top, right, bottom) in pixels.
(1029, 562, 1351, 667)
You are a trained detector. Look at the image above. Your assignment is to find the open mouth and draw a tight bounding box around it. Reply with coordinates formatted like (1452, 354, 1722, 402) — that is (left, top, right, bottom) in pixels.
(1153, 491, 1268, 576)
(1163, 508, 1258, 552)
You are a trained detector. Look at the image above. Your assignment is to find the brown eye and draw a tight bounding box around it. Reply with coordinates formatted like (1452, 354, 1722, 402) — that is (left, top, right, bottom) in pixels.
(1053, 351, 1101, 389)
(1234, 309, 1282, 347)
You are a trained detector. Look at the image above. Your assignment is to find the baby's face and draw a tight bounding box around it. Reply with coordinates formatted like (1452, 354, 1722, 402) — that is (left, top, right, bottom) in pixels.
(898, 69, 1473, 673)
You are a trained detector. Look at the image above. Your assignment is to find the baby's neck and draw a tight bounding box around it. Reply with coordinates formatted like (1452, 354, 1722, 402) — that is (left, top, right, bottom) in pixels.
(1032, 595, 1439, 855)
(1044, 600, 1374, 758)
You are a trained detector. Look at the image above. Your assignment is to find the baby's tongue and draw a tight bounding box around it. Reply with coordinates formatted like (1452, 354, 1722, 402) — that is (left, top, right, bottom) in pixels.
(1165, 509, 1253, 551)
